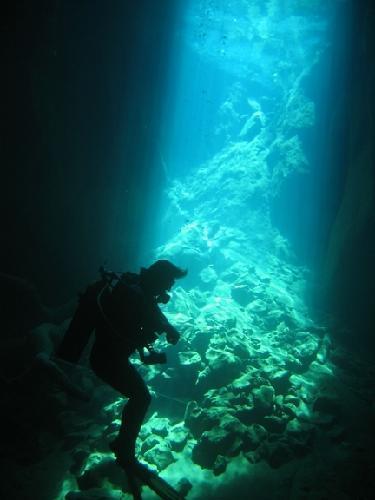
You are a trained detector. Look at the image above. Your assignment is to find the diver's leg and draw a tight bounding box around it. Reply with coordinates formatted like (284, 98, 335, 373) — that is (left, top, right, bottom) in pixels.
(114, 361, 151, 464)
(119, 363, 151, 457)
(94, 359, 151, 464)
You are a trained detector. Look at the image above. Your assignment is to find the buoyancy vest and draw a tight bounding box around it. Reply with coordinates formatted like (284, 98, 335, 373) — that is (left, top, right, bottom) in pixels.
(56, 278, 106, 363)
(56, 271, 166, 363)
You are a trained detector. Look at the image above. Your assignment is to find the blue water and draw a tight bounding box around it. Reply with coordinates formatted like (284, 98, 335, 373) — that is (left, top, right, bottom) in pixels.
(154, 0, 344, 264)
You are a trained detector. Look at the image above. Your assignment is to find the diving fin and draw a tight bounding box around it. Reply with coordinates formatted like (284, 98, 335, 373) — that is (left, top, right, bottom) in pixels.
(123, 461, 185, 500)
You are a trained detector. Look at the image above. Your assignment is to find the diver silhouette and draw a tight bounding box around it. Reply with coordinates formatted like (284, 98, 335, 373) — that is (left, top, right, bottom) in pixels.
(57, 259, 187, 467)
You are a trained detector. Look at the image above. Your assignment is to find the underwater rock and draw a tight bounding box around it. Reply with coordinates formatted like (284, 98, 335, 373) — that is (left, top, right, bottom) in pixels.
(234, 405, 257, 426)
(191, 414, 268, 468)
(149, 417, 170, 438)
(199, 266, 218, 286)
(220, 415, 255, 455)
(76, 457, 126, 491)
(283, 419, 316, 458)
(70, 449, 90, 476)
(243, 423, 268, 451)
(286, 418, 315, 439)
(315, 335, 331, 364)
(184, 401, 223, 438)
(104, 421, 120, 439)
(229, 336, 252, 360)
(141, 435, 163, 454)
(285, 354, 304, 373)
(143, 442, 175, 471)
(213, 455, 228, 476)
(188, 330, 211, 355)
(202, 347, 243, 388)
(252, 385, 275, 417)
(192, 427, 233, 469)
(273, 135, 308, 187)
(168, 423, 189, 452)
(231, 284, 254, 306)
(292, 334, 320, 371)
(177, 477, 193, 497)
(143, 416, 170, 438)
(178, 351, 204, 388)
(224, 317, 237, 329)
(246, 298, 268, 315)
(281, 402, 299, 419)
(262, 415, 288, 434)
(220, 414, 248, 434)
(270, 370, 291, 394)
(262, 309, 289, 330)
(178, 351, 201, 366)
(201, 386, 241, 408)
(283, 394, 300, 406)
(285, 93, 315, 129)
(231, 371, 253, 392)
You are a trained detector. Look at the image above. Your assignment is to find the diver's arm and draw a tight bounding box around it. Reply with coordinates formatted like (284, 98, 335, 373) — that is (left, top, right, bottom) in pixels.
(152, 308, 180, 344)
(146, 300, 181, 345)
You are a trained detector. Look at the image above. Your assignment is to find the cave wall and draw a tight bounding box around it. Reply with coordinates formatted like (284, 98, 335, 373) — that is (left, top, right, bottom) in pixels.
(322, 0, 375, 356)
(0, 0, 178, 304)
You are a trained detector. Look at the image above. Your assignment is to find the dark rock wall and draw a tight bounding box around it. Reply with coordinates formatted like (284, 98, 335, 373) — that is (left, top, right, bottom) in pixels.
(321, 0, 375, 357)
(0, 0, 178, 304)
(1, 0, 374, 355)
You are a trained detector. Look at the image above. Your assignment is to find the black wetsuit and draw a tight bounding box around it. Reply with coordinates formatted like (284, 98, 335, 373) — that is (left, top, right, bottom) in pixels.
(58, 273, 171, 458)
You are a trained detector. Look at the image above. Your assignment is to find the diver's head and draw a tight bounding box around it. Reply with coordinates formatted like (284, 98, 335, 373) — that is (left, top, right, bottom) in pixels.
(140, 260, 187, 297)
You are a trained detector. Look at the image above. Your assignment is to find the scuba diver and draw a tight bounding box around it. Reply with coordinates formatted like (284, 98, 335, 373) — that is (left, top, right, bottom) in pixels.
(57, 259, 187, 468)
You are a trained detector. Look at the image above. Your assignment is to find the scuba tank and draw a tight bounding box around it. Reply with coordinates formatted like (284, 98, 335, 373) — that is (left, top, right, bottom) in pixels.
(57, 267, 167, 365)
(57, 266, 127, 363)
(56, 274, 108, 363)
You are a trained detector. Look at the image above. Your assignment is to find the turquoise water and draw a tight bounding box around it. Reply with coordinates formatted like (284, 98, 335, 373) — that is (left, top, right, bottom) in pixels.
(3, 2, 372, 499)
(62, 2, 365, 498)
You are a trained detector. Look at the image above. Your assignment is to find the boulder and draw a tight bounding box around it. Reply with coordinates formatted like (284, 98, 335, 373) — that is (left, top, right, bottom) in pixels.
(148, 417, 169, 438)
(213, 455, 228, 476)
(262, 415, 288, 433)
(252, 385, 275, 417)
(270, 370, 291, 394)
(192, 427, 233, 469)
(141, 435, 163, 454)
(185, 401, 224, 438)
(243, 423, 268, 451)
(178, 351, 201, 366)
(168, 424, 189, 452)
(231, 284, 253, 307)
(143, 442, 175, 471)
